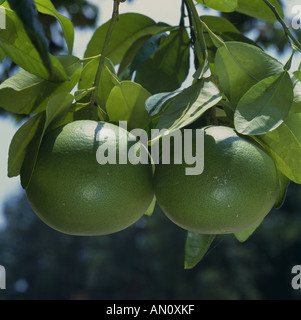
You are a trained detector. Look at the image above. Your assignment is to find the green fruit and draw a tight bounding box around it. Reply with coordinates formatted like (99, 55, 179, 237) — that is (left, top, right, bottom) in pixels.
(25, 120, 154, 236)
(154, 126, 279, 234)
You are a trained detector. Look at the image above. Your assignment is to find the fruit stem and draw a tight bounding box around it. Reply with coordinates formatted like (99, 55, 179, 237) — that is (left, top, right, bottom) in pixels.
(89, 0, 124, 119)
(262, 0, 301, 52)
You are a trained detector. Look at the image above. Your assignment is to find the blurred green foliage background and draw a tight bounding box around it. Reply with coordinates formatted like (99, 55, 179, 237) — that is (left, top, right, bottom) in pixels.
(0, 0, 301, 300)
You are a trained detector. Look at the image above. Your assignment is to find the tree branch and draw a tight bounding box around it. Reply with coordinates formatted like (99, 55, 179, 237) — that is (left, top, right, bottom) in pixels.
(89, 0, 125, 119)
(262, 0, 301, 52)
(184, 0, 209, 77)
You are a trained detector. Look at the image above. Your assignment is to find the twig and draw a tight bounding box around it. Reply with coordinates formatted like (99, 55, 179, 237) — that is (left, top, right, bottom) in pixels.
(180, 0, 185, 27)
(262, 0, 301, 52)
(89, 0, 125, 119)
(184, 0, 209, 76)
(183, 0, 199, 71)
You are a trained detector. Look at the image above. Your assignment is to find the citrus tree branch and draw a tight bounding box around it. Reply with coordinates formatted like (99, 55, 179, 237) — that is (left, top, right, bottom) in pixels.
(183, 0, 198, 71)
(89, 0, 124, 118)
(184, 0, 208, 75)
(180, 0, 186, 27)
(262, 0, 301, 52)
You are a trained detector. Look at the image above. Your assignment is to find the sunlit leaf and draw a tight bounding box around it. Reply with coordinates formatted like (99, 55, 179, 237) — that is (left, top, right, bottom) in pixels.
(259, 113, 301, 184)
(215, 42, 284, 103)
(78, 57, 119, 109)
(106, 81, 151, 130)
(156, 80, 221, 133)
(196, 0, 237, 12)
(145, 90, 181, 117)
(236, 0, 284, 21)
(234, 71, 293, 135)
(0, 55, 81, 114)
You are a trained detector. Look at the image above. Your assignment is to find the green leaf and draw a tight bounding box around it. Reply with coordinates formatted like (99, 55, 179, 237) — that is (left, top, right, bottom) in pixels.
(119, 32, 168, 81)
(201, 15, 259, 48)
(193, 58, 211, 80)
(145, 90, 181, 117)
(222, 33, 261, 48)
(295, 71, 301, 82)
(74, 89, 92, 102)
(215, 42, 284, 103)
(203, 24, 225, 49)
(259, 113, 301, 184)
(196, 0, 237, 12)
(234, 71, 293, 135)
(20, 92, 74, 189)
(131, 32, 167, 70)
(106, 81, 152, 130)
(290, 71, 301, 113)
(7, 0, 52, 76)
(274, 170, 290, 209)
(184, 232, 216, 269)
(201, 15, 240, 34)
(0, 55, 81, 114)
(78, 57, 119, 109)
(234, 220, 262, 242)
(0, 46, 5, 61)
(155, 80, 222, 133)
(85, 13, 170, 66)
(43, 93, 75, 133)
(0, 7, 68, 81)
(8, 113, 46, 178)
(35, 0, 74, 54)
(144, 195, 156, 217)
(236, 0, 284, 21)
(117, 35, 152, 80)
(135, 27, 190, 94)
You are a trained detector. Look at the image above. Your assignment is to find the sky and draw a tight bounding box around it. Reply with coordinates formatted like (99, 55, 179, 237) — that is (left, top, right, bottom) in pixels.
(0, 0, 300, 226)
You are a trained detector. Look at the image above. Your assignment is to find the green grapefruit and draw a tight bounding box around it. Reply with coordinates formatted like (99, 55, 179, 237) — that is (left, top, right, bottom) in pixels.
(154, 126, 279, 234)
(25, 120, 154, 236)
